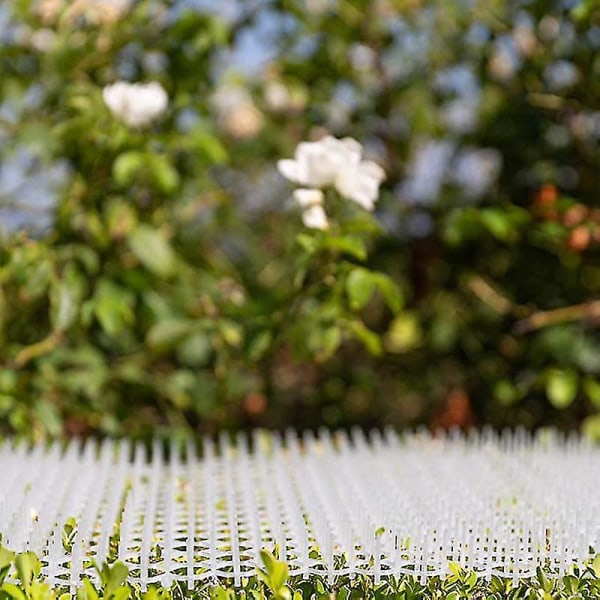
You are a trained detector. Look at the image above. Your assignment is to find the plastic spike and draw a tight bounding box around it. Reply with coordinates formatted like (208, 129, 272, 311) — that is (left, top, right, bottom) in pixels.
(0, 431, 599, 587)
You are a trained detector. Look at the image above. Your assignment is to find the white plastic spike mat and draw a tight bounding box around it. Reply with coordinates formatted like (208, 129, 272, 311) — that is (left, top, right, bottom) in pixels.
(0, 429, 599, 590)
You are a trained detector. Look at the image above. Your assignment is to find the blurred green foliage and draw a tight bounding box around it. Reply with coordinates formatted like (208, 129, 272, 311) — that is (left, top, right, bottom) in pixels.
(1, 0, 600, 439)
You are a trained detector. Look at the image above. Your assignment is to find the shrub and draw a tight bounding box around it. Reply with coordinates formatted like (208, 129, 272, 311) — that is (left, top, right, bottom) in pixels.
(2, 546, 600, 600)
(1, 1, 600, 437)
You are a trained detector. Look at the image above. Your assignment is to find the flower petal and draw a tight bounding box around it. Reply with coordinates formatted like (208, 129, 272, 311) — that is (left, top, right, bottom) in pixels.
(333, 136, 363, 163)
(277, 159, 301, 182)
(301, 204, 329, 230)
(335, 160, 385, 211)
(278, 136, 379, 193)
(293, 188, 324, 208)
(359, 160, 386, 183)
(294, 140, 339, 187)
(103, 81, 167, 127)
(103, 82, 129, 116)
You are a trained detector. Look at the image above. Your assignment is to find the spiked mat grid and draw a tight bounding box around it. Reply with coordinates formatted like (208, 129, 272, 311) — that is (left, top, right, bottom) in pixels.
(0, 429, 599, 591)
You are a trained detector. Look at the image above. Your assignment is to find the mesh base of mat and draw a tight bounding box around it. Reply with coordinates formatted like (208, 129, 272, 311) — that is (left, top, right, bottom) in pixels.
(0, 429, 598, 588)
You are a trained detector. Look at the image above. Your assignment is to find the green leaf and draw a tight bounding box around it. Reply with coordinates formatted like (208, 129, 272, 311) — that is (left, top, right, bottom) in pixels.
(562, 574, 579, 594)
(0, 546, 15, 571)
(129, 225, 177, 278)
(142, 587, 172, 600)
(480, 206, 529, 242)
(346, 268, 375, 311)
(592, 553, 600, 578)
(384, 313, 422, 354)
(494, 380, 521, 406)
(62, 517, 77, 553)
(582, 414, 600, 442)
(465, 571, 477, 589)
(270, 561, 289, 593)
(190, 130, 228, 163)
(372, 273, 403, 314)
(480, 208, 512, 241)
(257, 552, 274, 589)
(321, 235, 367, 261)
(77, 579, 99, 600)
(247, 330, 273, 361)
(316, 326, 342, 362)
(572, 0, 595, 20)
(295, 233, 318, 255)
(537, 566, 552, 593)
(50, 266, 85, 332)
(583, 378, 600, 409)
(15, 552, 40, 592)
(146, 319, 194, 352)
(219, 320, 243, 347)
(259, 550, 289, 593)
(34, 399, 62, 437)
(209, 587, 234, 600)
(546, 368, 578, 409)
(0, 546, 14, 587)
(147, 155, 180, 194)
(112, 151, 144, 187)
(93, 279, 135, 337)
(98, 561, 129, 598)
(111, 586, 132, 600)
(105, 199, 138, 239)
(1, 583, 26, 600)
(348, 320, 382, 356)
(177, 332, 213, 367)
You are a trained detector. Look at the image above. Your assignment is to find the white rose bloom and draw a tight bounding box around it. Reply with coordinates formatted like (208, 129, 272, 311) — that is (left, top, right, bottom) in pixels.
(293, 189, 328, 230)
(293, 188, 324, 208)
(277, 136, 362, 188)
(335, 160, 386, 211)
(301, 204, 329, 230)
(278, 136, 384, 211)
(102, 81, 168, 128)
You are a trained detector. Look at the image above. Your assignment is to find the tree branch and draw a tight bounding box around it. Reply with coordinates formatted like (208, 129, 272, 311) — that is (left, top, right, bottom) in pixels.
(513, 300, 600, 334)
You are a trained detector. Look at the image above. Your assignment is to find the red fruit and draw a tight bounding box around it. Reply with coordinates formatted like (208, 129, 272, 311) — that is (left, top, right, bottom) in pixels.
(533, 184, 558, 207)
(563, 204, 589, 227)
(567, 226, 591, 252)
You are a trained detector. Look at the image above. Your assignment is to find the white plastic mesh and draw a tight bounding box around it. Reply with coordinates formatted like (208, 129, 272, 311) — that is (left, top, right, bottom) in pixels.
(0, 429, 599, 590)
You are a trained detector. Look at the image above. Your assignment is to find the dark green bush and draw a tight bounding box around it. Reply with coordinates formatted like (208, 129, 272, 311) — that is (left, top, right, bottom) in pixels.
(1, 0, 600, 438)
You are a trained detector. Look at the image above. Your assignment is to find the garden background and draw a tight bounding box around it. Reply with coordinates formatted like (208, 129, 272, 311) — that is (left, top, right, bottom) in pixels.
(1, 0, 600, 441)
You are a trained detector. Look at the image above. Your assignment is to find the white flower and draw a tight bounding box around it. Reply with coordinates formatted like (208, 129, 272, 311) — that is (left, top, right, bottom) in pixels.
(336, 160, 385, 211)
(102, 81, 168, 128)
(301, 204, 329, 230)
(277, 136, 385, 211)
(293, 188, 324, 208)
(293, 189, 328, 230)
(277, 136, 361, 188)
